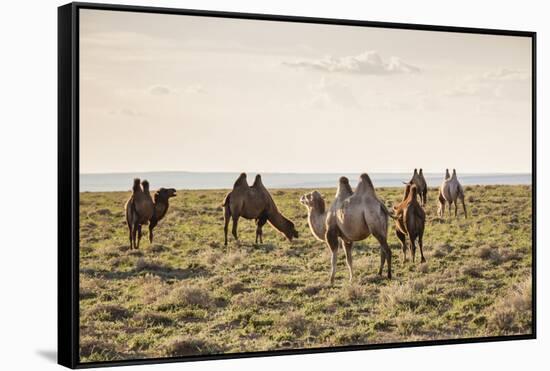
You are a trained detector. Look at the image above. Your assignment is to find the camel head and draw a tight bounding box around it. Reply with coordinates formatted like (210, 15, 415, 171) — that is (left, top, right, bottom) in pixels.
(299, 191, 325, 213)
(155, 188, 177, 202)
(283, 219, 299, 241)
(132, 178, 142, 193)
(141, 180, 150, 193)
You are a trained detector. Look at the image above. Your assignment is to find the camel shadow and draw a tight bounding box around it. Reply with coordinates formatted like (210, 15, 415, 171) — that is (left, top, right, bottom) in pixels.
(80, 264, 210, 281)
(36, 349, 56, 363)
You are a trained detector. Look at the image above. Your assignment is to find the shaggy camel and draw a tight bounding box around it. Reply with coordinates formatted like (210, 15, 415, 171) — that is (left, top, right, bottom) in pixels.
(125, 178, 154, 249)
(438, 169, 467, 218)
(394, 184, 426, 263)
(325, 174, 393, 283)
(407, 168, 428, 206)
(149, 187, 177, 243)
(222, 173, 298, 245)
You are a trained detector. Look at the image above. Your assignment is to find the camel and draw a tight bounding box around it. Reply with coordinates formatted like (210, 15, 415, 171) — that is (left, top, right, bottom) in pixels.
(394, 183, 426, 263)
(325, 174, 393, 283)
(299, 191, 328, 242)
(148, 187, 177, 244)
(125, 178, 155, 249)
(222, 173, 298, 245)
(438, 169, 467, 218)
(406, 168, 428, 206)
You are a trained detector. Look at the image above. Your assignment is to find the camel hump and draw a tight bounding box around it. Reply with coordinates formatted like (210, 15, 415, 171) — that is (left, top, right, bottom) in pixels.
(132, 178, 142, 193)
(141, 180, 150, 192)
(357, 173, 375, 194)
(252, 174, 263, 187)
(233, 173, 248, 188)
(336, 176, 353, 198)
(419, 168, 423, 174)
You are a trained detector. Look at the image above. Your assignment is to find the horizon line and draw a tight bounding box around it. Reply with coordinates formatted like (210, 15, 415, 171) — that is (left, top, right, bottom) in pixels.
(80, 170, 533, 176)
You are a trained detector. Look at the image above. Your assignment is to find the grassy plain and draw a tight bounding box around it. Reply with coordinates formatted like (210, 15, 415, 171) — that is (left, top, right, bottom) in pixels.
(79, 184, 532, 362)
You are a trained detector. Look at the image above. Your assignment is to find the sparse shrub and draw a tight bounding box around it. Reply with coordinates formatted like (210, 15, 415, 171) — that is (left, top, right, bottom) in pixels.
(301, 284, 325, 296)
(278, 312, 309, 336)
(488, 278, 532, 334)
(135, 311, 173, 326)
(162, 336, 221, 357)
(135, 258, 168, 272)
(345, 284, 364, 301)
(86, 304, 130, 321)
(461, 264, 484, 278)
(80, 336, 119, 359)
(163, 284, 213, 309)
(396, 312, 425, 336)
(379, 282, 418, 311)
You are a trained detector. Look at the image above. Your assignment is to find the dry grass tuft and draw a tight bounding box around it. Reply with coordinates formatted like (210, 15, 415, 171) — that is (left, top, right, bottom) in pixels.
(162, 336, 221, 357)
(278, 312, 309, 336)
(488, 277, 532, 334)
(87, 304, 130, 321)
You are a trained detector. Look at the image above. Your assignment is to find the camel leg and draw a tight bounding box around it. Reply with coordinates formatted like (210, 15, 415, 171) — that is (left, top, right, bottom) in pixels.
(448, 201, 453, 217)
(419, 232, 426, 263)
(343, 241, 353, 282)
(149, 220, 157, 244)
(231, 214, 240, 242)
(460, 196, 468, 218)
(410, 236, 417, 263)
(131, 222, 139, 249)
(255, 216, 267, 245)
(223, 206, 231, 246)
(373, 232, 392, 279)
(454, 201, 458, 217)
(326, 228, 339, 285)
(423, 190, 428, 207)
(128, 223, 133, 249)
(136, 224, 142, 249)
(396, 229, 408, 262)
(438, 193, 445, 217)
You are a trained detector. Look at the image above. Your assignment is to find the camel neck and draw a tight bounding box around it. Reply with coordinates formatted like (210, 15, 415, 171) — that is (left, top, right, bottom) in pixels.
(307, 207, 327, 241)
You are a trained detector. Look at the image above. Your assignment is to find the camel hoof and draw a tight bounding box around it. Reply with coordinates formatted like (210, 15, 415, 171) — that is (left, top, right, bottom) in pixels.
(421, 258, 426, 264)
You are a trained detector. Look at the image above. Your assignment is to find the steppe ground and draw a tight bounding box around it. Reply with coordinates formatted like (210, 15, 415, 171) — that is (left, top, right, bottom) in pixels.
(78, 185, 532, 362)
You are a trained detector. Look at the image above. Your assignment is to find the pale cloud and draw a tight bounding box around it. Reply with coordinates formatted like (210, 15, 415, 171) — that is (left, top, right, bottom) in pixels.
(445, 68, 531, 100)
(283, 51, 421, 75)
(306, 77, 359, 109)
(149, 85, 173, 96)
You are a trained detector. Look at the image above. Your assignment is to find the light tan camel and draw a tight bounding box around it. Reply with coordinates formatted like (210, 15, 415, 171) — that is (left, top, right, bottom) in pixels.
(299, 191, 328, 242)
(438, 169, 467, 218)
(325, 174, 393, 283)
(394, 184, 426, 263)
(149, 188, 177, 244)
(406, 168, 428, 206)
(222, 173, 298, 245)
(125, 178, 154, 249)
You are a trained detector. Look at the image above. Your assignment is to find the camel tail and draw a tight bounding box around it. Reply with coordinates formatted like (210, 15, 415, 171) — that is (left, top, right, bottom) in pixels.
(222, 192, 231, 207)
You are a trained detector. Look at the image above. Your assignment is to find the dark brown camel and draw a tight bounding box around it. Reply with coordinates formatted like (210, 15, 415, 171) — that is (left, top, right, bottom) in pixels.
(222, 173, 298, 245)
(394, 183, 426, 263)
(125, 178, 154, 249)
(149, 187, 177, 243)
(406, 168, 428, 206)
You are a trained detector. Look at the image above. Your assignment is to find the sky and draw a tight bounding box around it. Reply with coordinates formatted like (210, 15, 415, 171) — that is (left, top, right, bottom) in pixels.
(79, 9, 532, 174)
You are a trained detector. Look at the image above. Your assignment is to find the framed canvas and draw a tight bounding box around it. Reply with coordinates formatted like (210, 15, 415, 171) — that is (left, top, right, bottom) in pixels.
(58, 2, 536, 368)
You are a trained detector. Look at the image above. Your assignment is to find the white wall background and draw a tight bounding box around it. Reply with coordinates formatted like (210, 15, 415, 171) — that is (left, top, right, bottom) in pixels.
(0, 0, 545, 369)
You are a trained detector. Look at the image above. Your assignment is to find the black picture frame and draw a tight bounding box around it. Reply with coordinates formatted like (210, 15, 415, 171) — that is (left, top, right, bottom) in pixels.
(58, 2, 537, 369)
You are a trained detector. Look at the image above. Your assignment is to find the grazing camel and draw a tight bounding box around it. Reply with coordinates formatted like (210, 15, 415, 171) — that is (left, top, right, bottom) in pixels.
(394, 184, 426, 263)
(438, 169, 467, 218)
(325, 174, 393, 283)
(407, 168, 428, 206)
(222, 173, 298, 245)
(149, 187, 177, 244)
(125, 178, 154, 249)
